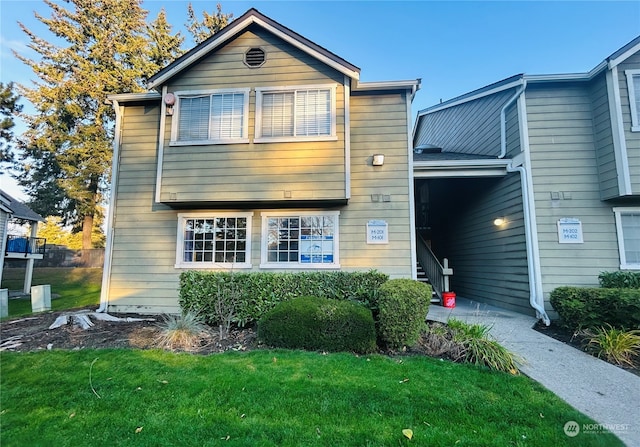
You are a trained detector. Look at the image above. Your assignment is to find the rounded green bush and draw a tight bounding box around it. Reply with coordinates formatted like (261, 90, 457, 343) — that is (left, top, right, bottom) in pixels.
(257, 296, 377, 353)
(377, 279, 431, 350)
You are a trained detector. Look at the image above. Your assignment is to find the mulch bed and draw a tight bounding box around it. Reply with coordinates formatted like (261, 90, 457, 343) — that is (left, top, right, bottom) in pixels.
(533, 320, 640, 377)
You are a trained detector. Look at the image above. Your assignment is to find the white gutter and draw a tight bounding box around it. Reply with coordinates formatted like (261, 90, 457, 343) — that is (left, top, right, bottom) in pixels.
(155, 86, 168, 203)
(507, 91, 550, 325)
(97, 100, 123, 312)
(499, 80, 527, 158)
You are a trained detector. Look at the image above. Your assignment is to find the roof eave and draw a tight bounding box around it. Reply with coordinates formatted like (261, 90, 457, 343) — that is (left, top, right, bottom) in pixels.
(147, 9, 361, 90)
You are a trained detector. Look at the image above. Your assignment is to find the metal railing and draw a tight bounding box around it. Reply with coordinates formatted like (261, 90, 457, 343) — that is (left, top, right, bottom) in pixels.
(5, 235, 47, 256)
(416, 233, 453, 299)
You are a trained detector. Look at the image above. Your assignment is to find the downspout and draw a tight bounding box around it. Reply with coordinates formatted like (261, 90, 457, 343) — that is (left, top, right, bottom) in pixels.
(501, 79, 550, 324)
(97, 99, 123, 312)
(499, 80, 527, 159)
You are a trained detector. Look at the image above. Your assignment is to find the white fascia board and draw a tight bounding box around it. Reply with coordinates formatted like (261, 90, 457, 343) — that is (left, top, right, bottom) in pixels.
(354, 79, 421, 101)
(106, 92, 161, 102)
(148, 16, 360, 89)
(417, 78, 523, 117)
(252, 17, 360, 81)
(608, 41, 640, 69)
(414, 159, 512, 168)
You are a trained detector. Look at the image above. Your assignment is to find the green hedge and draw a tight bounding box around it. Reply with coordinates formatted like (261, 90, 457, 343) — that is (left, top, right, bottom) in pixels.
(550, 286, 640, 331)
(376, 279, 431, 349)
(257, 296, 377, 353)
(598, 271, 640, 289)
(179, 270, 388, 327)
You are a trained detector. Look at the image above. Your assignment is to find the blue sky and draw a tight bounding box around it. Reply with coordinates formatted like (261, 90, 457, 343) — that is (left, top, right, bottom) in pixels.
(1, 0, 639, 198)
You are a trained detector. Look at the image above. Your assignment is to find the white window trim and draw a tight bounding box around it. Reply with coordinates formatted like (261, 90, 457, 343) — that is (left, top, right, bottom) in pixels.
(613, 207, 640, 270)
(260, 210, 340, 269)
(624, 70, 640, 132)
(169, 88, 251, 146)
(254, 84, 338, 143)
(175, 212, 253, 269)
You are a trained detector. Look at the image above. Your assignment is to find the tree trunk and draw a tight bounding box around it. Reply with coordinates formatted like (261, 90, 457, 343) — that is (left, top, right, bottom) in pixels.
(82, 213, 93, 249)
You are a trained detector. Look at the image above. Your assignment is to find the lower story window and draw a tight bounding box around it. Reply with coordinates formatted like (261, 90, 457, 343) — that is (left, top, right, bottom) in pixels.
(261, 211, 339, 268)
(613, 207, 640, 270)
(176, 213, 252, 268)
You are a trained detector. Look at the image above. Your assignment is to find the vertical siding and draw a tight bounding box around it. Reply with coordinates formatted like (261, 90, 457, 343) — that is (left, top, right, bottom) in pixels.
(590, 72, 620, 199)
(441, 174, 531, 314)
(345, 92, 413, 277)
(414, 89, 515, 155)
(107, 103, 181, 314)
(161, 27, 346, 203)
(525, 84, 620, 300)
(616, 53, 640, 193)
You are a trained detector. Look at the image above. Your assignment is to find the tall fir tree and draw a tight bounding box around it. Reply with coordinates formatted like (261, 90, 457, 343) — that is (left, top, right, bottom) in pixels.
(186, 3, 233, 45)
(0, 82, 23, 164)
(14, 0, 181, 249)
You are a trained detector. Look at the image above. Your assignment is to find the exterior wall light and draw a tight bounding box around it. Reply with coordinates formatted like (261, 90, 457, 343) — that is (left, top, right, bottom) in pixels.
(372, 154, 385, 166)
(164, 92, 176, 116)
(493, 217, 506, 226)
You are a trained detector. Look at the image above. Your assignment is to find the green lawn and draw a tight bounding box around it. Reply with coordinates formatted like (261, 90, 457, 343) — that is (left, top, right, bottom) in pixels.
(0, 349, 622, 447)
(1, 267, 102, 318)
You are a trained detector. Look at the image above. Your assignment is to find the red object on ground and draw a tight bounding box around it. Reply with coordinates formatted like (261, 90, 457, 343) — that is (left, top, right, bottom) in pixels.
(442, 291, 456, 308)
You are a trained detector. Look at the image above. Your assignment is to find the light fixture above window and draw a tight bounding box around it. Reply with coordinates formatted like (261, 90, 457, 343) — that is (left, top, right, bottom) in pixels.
(372, 154, 385, 166)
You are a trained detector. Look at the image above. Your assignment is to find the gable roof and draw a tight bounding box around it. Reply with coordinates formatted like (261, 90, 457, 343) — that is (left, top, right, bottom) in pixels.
(417, 34, 640, 119)
(147, 8, 361, 90)
(0, 189, 44, 222)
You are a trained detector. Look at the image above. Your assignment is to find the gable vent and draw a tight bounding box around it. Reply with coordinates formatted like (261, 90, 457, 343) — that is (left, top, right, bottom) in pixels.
(244, 48, 266, 68)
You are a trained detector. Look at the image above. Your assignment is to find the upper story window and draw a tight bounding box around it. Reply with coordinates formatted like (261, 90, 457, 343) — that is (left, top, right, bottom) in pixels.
(625, 70, 640, 132)
(176, 212, 253, 269)
(170, 88, 250, 145)
(260, 211, 340, 269)
(613, 207, 640, 270)
(255, 84, 337, 143)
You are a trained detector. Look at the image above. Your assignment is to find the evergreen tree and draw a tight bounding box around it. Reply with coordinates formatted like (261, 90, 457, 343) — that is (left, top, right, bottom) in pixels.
(0, 82, 23, 164)
(14, 0, 179, 249)
(146, 8, 185, 76)
(186, 3, 233, 45)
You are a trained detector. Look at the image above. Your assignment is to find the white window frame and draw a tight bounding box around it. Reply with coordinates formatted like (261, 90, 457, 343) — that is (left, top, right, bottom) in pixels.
(613, 207, 640, 270)
(624, 70, 640, 132)
(170, 88, 250, 146)
(254, 84, 338, 143)
(260, 211, 340, 269)
(175, 212, 253, 269)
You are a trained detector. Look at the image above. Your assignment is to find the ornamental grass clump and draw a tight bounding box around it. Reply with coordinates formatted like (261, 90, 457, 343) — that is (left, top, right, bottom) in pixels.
(446, 318, 520, 374)
(155, 311, 210, 351)
(584, 324, 640, 367)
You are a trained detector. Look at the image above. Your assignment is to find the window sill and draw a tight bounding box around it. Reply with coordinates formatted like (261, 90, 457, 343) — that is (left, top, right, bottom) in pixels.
(259, 263, 340, 269)
(620, 264, 640, 270)
(631, 126, 640, 132)
(175, 262, 252, 269)
(169, 138, 250, 147)
(254, 135, 338, 144)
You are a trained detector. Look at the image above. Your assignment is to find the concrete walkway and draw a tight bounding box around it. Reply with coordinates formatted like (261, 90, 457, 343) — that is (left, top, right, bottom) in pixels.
(427, 297, 640, 447)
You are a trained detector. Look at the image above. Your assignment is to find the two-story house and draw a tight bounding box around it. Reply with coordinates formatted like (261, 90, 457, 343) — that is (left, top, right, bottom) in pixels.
(413, 36, 640, 322)
(99, 9, 420, 314)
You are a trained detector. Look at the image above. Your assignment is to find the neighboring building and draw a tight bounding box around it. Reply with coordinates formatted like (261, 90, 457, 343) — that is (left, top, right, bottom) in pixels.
(100, 9, 420, 314)
(413, 36, 640, 322)
(0, 189, 46, 292)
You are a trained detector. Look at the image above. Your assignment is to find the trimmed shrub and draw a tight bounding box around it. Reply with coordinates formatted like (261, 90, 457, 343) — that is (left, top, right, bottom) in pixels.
(257, 296, 377, 354)
(179, 270, 388, 327)
(598, 271, 640, 289)
(550, 286, 640, 331)
(376, 279, 431, 350)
